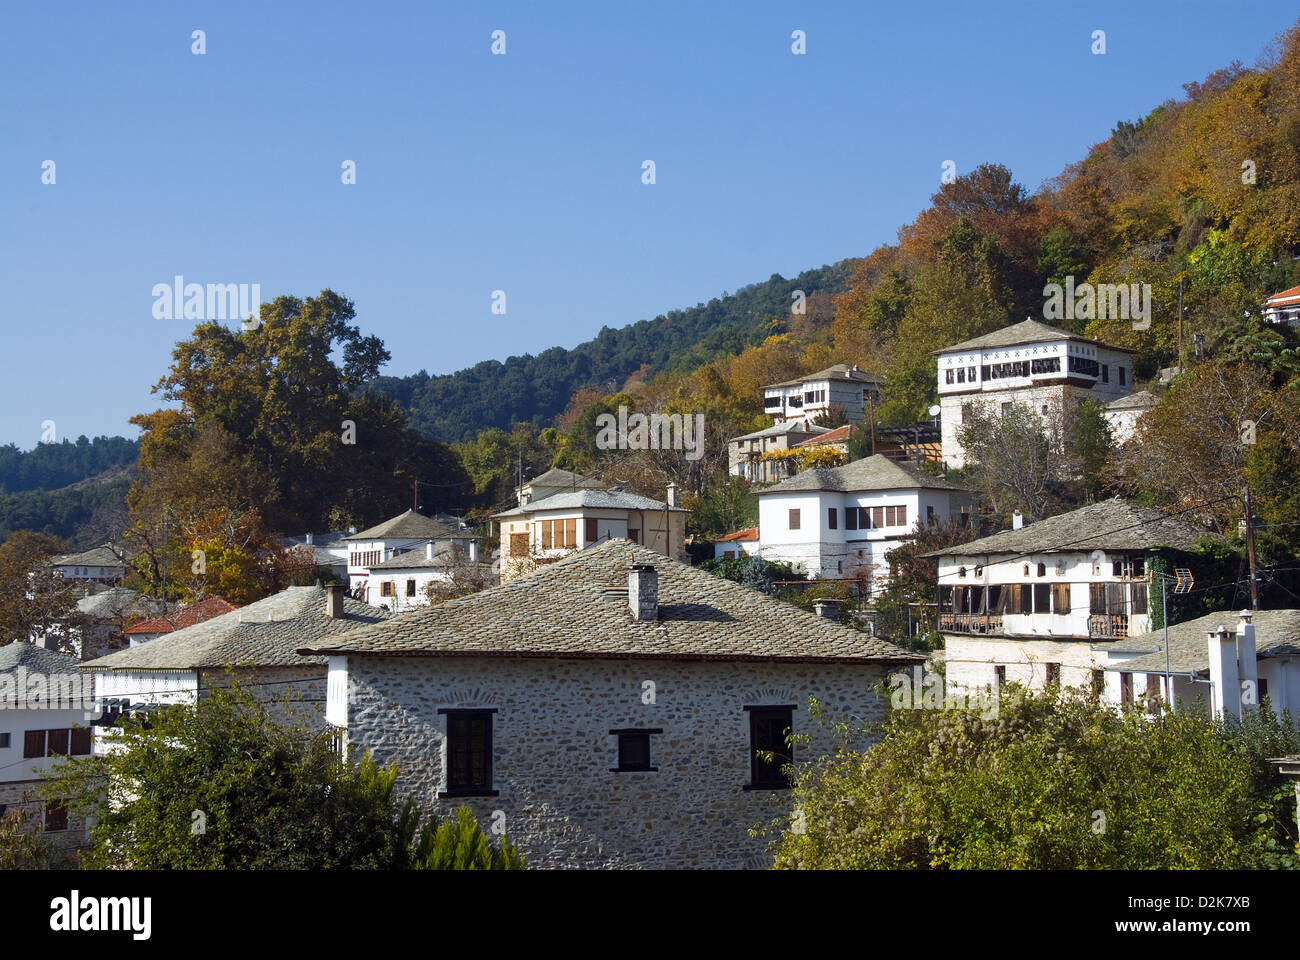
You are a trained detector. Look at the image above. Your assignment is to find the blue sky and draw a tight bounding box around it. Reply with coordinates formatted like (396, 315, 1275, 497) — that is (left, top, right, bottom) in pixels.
(0, 0, 1293, 448)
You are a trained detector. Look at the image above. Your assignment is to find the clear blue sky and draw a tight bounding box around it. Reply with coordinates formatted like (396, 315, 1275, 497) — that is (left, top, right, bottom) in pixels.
(0, 0, 1292, 448)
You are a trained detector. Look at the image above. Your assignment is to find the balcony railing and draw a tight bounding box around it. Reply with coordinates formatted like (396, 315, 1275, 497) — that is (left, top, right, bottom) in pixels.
(1088, 614, 1129, 639)
(939, 613, 1003, 635)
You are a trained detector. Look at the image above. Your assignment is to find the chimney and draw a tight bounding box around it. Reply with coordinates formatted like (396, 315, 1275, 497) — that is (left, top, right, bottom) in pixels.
(306, 532, 314, 546)
(666, 482, 679, 508)
(1237, 610, 1258, 710)
(426, 541, 436, 560)
(814, 598, 841, 621)
(1207, 625, 1240, 719)
(325, 584, 345, 619)
(1012, 511, 1024, 530)
(628, 564, 659, 621)
(347, 524, 356, 535)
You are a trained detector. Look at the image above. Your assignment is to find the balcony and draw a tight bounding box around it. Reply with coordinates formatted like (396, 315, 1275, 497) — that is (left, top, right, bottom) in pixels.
(939, 613, 1003, 635)
(1088, 614, 1129, 639)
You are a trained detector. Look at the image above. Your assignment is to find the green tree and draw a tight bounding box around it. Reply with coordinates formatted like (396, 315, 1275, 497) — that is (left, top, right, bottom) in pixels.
(0, 531, 82, 648)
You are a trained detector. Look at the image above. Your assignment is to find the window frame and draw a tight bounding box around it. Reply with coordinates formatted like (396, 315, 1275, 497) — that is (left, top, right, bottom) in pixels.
(609, 728, 662, 773)
(744, 705, 796, 791)
(438, 708, 499, 798)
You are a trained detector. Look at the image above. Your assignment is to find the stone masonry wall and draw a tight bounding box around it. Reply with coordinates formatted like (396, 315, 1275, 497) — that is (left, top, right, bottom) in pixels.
(344, 655, 894, 869)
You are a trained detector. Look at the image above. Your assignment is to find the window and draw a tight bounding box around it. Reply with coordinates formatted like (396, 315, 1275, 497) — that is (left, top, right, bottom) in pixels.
(872, 506, 885, 529)
(628, 528, 639, 544)
(564, 518, 577, 548)
(1259, 678, 1269, 703)
(1001, 402, 1012, 416)
(1101, 364, 1109, 383)
(1051, 583, 1071, 613)
(0, 732, 9, 748)
(406, 579, 416, 597)
(1030, 357, 1061, 375)
(994, 666, 1006, 686)
(439, 709, 496, 797)
(789, 509, 801, 531)
(1091, 670, 1106, 696)
(1119, 673, 1134, 704)
(1119, 367, 1126, 386)
(44, 800, 68, 832)
(380, 581, 395, 597)
(47, 729, 69, 756)
(945, 369, 955, 384)
(1036, 563, 1046, 577)
(926, 505, 935, 523)
(70, 728, 92, 756)
(827, 507, 837, 530)
(541, 520, 552, 549)
(23, 730, 45, 758)
(968, 366, 976, 381)
(1045, 663, 1061, 686)
(610, 728, 662, 772)
(956, 368, 966, 384)
(845, 507, 858, 531)
(746, 706, 794, 789)
(1033, 583, 1050, 613)
(1068, 355, 1100, 377)
(585, 518, 598, 543)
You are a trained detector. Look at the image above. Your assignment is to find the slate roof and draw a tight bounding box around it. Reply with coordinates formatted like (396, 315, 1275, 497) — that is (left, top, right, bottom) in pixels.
(299, 539, 923, 665)
(124, 596, 239, 636)
(76, 587, 164, 620)
(731, 421, 829, 442)
(1107, 390, 1159, 411)
(760, 454, 970, 495)
(52, 545, 123, 568)
(934, 319, 1132, 356)
(83, 586, 391, 671)
(343, 510, 475, 542)
(493, 489, 687, 518)
(0, 640, 82, 675)
(521, 468, 604, 491)
(1101, 609, 1300, 675)
(370, 545, 471, 570)
(765, 364, 881, 388)
(926, 498, 1214, 558)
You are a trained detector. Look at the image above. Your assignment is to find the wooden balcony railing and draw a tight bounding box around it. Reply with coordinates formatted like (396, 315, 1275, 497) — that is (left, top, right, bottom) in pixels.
(939, 613, 1003, 635)
(1088, 614, 1129, 639)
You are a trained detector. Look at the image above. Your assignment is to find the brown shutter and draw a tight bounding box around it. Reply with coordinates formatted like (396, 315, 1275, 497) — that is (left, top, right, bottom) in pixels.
(1052, 583, 1070, 613)
(541, 520, 552, 549)
(872, 506, 885, 529)
(70, 727, 92, 756)
(47, 729, 69, 756)
(789, 509, 800, 530)
(585, 518, 597, 543)
(565, 518, 577, 547)
(24, 730, 46, 758)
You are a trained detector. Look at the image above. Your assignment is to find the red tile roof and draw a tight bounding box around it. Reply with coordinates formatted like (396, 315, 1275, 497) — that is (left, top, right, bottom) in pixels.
(1266, 285, 1300, 305)
(796, 424, 853, 446)
(124, 595, 239, 635)
(715, 527, 760, 543)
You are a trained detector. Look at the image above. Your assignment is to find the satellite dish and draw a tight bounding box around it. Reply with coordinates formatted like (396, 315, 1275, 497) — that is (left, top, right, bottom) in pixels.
(927, 405, 941, 417)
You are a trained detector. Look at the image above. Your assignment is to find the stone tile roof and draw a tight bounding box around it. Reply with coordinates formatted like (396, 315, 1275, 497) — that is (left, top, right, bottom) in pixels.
(765, 363, 881, 388)
(124, 596, 240, 636)
(52, 545, 123, 568)
(761, 454, 969, 495)
(343, 510, 474, 542)
(76, 587, 165, 620)
(493, 489, 686, 518)
(934, 319, 1132, 356)
(370, 545, 469, 570)
(1101, 609, 1300, 675)
(522, 467, 604, 490)
(0, 640, 82, 675)
(926, 498, 1214, 558)
(299, 539, 923, 665)
(83, 586, 391, 671)
(1106, 390, 1159, 411)
(731, 420, 829, 442)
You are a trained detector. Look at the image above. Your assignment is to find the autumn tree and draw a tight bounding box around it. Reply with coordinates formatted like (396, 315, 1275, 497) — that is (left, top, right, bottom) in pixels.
(0, 531, 83, 648)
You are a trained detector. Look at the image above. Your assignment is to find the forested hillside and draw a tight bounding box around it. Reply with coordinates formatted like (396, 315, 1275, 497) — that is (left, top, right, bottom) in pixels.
(0, 437, 139, 548)
(368, 264, 849, 442)
(0, 435, 138, 492)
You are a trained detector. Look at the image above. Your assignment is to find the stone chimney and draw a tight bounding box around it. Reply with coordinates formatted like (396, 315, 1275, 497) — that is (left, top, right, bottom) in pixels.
(1237, 610, 1258, 710)
(347, 524, 357, 535)
(814, 598, 842, 621)
(325, 583, 345, 619)
(426, 541, 435, 560)
(666, 482, 679, 509)
(1207, 625, 1239, 719)
(1012, 511, 1024, 530)
(629, 564, 659, 621)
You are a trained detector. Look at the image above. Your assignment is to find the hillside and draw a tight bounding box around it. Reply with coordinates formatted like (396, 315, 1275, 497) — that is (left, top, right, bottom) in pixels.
(368, 263, 849, 442)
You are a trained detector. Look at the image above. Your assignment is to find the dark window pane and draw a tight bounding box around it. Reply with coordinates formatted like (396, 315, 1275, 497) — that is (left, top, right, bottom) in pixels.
(749, 707, 793, 788)
(446, 712, 492, 792)
(44, 800, 68, 832)
(618, 733, 651, 771)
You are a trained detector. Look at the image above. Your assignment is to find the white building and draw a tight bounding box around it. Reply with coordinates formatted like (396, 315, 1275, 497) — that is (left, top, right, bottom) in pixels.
(284, 530, 352, 581)
(1264, 285, 1300, 327)
(713, 527, 761, 560)
(929, 498, 1214, 697)
(1104, 390, 1158, 445)
(344, 510, 479, 596)
(935, 319, 1134, 469)
(0, 642, 96, 844)
(514, 467, 604, 507)
(363, 542, 491, 611)
(50, 545, 125, 584)
(757, 454, 974, 587)
(763, 364, 882, 426)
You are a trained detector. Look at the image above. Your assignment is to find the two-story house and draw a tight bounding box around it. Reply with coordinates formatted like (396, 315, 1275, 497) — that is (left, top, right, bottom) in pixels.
(757, 454, 974, 588)
(344, 510, 479, 596)
(493, 485, 688, 584)
(514, 467, 604, 506)
(50, 545, 125, 585)
(763, 364, 883, 426)
(928, 498, 1214, 696)
(296, 539, 923, 869)
(935, 319, 1134, 468)
(727, 420, 831, 484)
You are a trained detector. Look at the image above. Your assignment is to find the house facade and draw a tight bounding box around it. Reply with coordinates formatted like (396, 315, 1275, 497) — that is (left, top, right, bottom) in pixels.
(298, 540, 922, 869)
(493, 487, 688, 584)
(935, 319, 1134, 469)
(363, 543, 490, 611)
(344, 510, 480, 596)
(50, 545, 125, 585)
(1104, 390, 1158, 445)
(727, 420, 830, 484)
(0, 643, 96, 847)
(930, 498, 1214, 697)
(757, 454, 974, 587)
(763, 364, 882, 426)
(713, 527, 761, 560)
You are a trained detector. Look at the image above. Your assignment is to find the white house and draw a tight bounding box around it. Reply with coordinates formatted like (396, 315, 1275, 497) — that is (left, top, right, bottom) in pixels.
(713, 527, 761, 560)
(296, 539, 923, 869)
(344, 510, 480, 596)
(935, 319, 1134, 468)
(82, 585, 390, 754)
(757, 454, 974, 588)
(1264, 285, 1300, 327)
(763, 364, 882, 426)
(284, 529, 352, 581)
(50, 545, 125, 584)
(1104, 390, 1158, 445)
(929, 498, 1215, 697)
(0, 642, 96, 845)
(363, 542, 491, 611)
(493, 485, 689, 584)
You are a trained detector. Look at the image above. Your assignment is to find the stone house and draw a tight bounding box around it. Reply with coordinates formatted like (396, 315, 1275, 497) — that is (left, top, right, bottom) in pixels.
(757, 454, 974, 587)
(727, 420, 830, 484)
(514, 467, 604, 507)
(344, 510, 480, 598)
(928, 498, 1215, 697)
(50, 545, 125, 585)
(298, 539, 922, 869)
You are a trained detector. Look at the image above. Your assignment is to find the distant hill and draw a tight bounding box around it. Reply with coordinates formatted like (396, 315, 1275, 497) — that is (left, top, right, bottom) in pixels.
(368, 264, 850, 442)
(0, 437, 139, 548)
(0, 435, 139, 493)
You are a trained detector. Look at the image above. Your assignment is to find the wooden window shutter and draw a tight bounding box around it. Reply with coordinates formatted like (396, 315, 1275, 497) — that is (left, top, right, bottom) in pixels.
(789, 509, 800, 530)
(24, 730, 46, 758)
(1052, 583, 1070, 613)
(585, 518, 598, 543)
(872, 506, 884, 529)
(70, 727, 92, 756)
(541, 520, 552, 550)
(565, 518, 577, 547)
(47, 729, 70, 756)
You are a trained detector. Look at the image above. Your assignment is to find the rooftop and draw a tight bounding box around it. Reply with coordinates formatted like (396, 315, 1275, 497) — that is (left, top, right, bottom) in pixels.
(124, 595, 240, 636)
(520, 467, 604, 491)
(83, 586, 391, 671)
(795, 424, 853, 447)
(493, 489, 686, 518)
(52, 545, 123, 568)
(765, 363, 881, 389)
(370, 544, 478, 570)
(1100, 609, 1300, 676)
(1106, 390, 1159, 411)
(934, 319, 1133, 356)
(715, 527, 760, 543)
(0, 640, 83, 675)
(731, 420, 830, 442)
(299, 539, 922, 665)
(760, 454, 969, 495)
(344, 510, 476, 543)
(1265, 285, 1300, 306)
(926, 498, 1215, 558)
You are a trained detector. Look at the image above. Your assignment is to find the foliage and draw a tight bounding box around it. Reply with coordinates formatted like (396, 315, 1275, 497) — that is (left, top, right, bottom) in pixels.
(0, 531, 83, 648)
(395, 804, 524, 870)
(772, 688, 1296, 869)
(874, 518, 982, 645)
(0, 807, 69, 869)
(0, 436, 139, 494)
(685, 474, 758, 541)
(698, 553, 804, 593)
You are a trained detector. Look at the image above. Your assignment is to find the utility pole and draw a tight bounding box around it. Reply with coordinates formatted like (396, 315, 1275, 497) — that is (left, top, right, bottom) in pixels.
(1244, 487, 1260, 611)
(1177, 276, 1184, 370)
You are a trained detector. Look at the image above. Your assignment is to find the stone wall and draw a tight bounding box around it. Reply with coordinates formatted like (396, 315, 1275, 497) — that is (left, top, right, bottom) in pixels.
(0, 779, 87, 853)
(343, 654, 895, 869)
